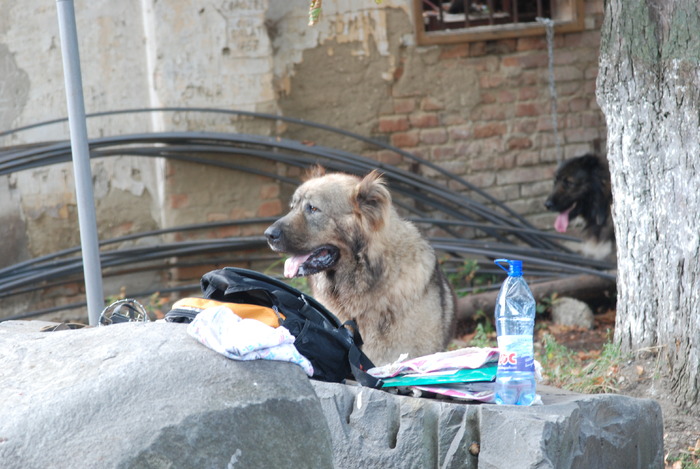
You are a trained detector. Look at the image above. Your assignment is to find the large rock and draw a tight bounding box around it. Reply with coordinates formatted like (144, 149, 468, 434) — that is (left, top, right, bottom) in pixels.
(550, 296, 595, 329)
(0, 321, 332, 469)
(477, 389, 664, 468)
(0, 320, 665, 469)
(311, 380, 665, 469)
(311, 380, 482, 468)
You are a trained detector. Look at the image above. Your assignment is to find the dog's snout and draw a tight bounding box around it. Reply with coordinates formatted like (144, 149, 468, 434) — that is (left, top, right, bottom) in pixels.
(544, 198, 555, 210)
(264, 225, 282, 243)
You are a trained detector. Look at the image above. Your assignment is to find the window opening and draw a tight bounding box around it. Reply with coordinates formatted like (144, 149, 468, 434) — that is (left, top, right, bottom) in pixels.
(413, 0, 584, 45)
(423, 0, 552, 31)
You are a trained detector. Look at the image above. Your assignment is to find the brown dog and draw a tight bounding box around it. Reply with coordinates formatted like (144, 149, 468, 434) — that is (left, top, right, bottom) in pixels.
(264, 168, 456, 366)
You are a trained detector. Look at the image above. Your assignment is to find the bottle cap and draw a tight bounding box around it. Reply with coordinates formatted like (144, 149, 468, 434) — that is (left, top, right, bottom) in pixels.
(495, 259, 523, 276)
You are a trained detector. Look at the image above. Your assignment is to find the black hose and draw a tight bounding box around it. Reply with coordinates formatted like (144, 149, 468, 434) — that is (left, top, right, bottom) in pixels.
(0, 108, 614, 321)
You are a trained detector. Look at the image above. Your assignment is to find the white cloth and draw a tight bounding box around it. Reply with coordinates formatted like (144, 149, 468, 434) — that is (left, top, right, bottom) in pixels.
(187, 305, 314, 377)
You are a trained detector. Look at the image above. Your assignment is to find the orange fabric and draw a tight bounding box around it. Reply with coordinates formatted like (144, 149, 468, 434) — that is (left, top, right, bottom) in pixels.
(171, 298, 284, 328)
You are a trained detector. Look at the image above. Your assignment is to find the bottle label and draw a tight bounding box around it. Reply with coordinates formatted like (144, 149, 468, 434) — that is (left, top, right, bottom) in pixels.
(497, 335, 535, 373)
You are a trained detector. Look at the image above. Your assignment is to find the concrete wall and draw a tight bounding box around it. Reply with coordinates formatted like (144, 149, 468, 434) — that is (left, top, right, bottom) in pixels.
(0, 0, 280, 264)
(0, 0, 606, 318)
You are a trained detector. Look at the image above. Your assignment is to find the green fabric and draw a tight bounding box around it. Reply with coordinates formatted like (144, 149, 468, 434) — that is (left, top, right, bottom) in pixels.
(380, 365, 497, 388)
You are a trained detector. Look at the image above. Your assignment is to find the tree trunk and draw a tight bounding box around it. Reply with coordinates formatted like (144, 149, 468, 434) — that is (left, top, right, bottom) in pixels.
(597, 0, 700, 407)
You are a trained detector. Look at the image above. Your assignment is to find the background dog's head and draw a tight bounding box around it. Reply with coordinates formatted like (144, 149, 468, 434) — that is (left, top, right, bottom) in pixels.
(264, 167, 391, 278)
(544, 153, 611, 234)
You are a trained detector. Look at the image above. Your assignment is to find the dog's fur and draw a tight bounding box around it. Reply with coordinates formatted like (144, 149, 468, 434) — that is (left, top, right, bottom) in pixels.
(265, 168, 457, 366)
(544, 154, 615, 261)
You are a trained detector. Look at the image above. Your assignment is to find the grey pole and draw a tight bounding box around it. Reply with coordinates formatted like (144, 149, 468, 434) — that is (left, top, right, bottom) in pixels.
(56, 0, 104, 326)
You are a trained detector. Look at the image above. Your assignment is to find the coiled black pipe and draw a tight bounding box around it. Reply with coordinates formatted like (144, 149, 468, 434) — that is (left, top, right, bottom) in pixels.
(0, 108, 614, 321)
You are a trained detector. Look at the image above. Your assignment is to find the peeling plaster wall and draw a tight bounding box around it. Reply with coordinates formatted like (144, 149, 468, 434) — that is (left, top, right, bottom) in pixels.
(0, 0, 281, 265)
(0, 43, 31, 269)
(1, 0, 414, 264)
(146, 0, 279, 126)
(0, 0, 285, 309)
(269, 2, 411, 151)
(0, 0, 154, 143)
(0, 44, 30, 132)
(0, 0, 161, 276)
(0, 174, 29, 268)
(266, 0, 409, 91)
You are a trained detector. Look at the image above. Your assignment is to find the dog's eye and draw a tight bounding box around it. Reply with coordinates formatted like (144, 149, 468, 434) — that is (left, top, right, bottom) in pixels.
(306, 203, 319, 214)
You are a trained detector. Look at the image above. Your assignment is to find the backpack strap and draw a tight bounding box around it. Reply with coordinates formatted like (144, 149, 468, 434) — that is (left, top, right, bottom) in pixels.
(201, 268, 280, 308)
(342, 319, 364, 347)
(341, 320, 381, 388)
(348, 345, 382, 388)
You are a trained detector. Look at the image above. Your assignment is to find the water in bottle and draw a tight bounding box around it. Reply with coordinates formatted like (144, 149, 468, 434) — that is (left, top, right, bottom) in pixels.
(493, 259, 537, 405)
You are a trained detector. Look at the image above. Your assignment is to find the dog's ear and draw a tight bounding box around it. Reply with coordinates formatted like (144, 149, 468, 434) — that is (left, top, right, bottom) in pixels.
(304, 165, 326, 181)
(593, 196, 609, 226)
(353, 170, 391, 231)
(590, 164, 612, 226)
(580, 153, 602, 171)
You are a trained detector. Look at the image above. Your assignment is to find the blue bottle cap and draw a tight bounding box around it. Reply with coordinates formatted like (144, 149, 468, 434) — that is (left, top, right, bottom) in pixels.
(495, 259, 523, 276)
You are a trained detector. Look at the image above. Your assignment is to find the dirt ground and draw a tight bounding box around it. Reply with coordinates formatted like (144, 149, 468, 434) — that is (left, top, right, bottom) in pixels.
(618, 356, 700, 468)
(503, 310, 700, 468)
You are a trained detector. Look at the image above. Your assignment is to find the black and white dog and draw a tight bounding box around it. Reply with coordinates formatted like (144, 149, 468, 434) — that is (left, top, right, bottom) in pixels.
(545, 154, 615, 261)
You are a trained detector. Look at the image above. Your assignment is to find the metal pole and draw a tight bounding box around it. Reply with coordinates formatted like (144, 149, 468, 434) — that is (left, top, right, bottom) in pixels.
(56, 0, 104, 326)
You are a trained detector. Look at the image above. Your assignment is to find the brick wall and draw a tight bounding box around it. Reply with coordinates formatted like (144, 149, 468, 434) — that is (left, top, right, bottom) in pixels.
(368, 0, 607, 232)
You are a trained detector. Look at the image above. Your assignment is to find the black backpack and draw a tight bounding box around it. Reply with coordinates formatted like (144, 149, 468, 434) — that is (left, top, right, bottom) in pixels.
(172, 267, 381, 388)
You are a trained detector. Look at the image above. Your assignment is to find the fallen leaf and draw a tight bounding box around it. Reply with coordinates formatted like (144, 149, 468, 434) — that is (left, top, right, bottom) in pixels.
(636, 365, 644, 377)
(578, 350, 601, 360)
(468, 442, 480, 456)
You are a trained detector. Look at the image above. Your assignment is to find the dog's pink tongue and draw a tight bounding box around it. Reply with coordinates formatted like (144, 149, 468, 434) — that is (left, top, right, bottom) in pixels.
(284, 253, 312, 278)
(554, 206, 574, 233)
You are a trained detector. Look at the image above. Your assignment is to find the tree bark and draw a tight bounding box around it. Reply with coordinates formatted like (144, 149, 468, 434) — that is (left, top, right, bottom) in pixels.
(597, 0, 700, 407)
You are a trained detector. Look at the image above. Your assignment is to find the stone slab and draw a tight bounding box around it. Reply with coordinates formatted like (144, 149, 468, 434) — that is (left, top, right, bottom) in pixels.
(311, 373, 664, 468)
(0, 320, 332, 469)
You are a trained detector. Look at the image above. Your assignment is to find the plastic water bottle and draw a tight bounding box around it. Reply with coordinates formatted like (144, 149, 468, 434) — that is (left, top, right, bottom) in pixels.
(493, 259, 537, 406)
